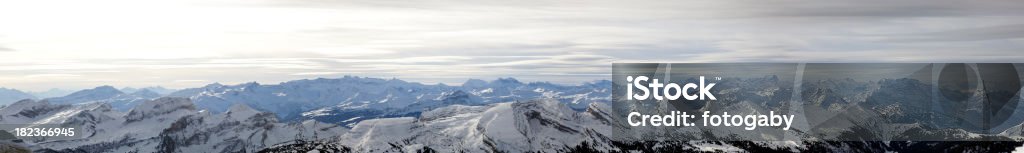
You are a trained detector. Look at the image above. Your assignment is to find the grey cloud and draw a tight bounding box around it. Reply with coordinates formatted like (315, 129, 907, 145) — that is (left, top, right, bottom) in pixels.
(4, 0, 1024, 90)
(886, 24, 1024, 42)
(734, 0, 1024, 18)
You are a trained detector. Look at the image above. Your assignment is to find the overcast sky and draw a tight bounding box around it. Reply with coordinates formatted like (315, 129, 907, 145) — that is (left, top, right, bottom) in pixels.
(1, 0, 1023, 91)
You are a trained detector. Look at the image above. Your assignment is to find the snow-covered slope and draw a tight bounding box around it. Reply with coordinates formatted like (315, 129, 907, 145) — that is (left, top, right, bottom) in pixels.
(0, 97, 346, 153)
(269, 98, 1024, 153)
(1, 75, 1019, 152)
(335, 99, 617, 152)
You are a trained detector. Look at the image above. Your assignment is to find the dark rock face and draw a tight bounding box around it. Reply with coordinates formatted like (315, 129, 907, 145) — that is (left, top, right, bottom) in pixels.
(258, 140, 352, 153)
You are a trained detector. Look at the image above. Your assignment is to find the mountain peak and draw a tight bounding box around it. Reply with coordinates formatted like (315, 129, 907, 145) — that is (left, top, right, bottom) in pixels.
(83, 85, 123, 96)
(120, 86, 175, 95)
(242, 82, 260, 86)
(130, 89, 161, 98)
(204, 82, 225, 89)
(462, 79, 488, 88)
(11, 99, 39, 105)
(227, 103, 255, 112)
(492, 77, 522, 84)
(0, 87, 36, 105)
(94, 85, 119, 91)
(43, 85, 125, 104)
(225, 103, 261, 120)
(1, 99, 46, 114)
(125, 97, 196, 122)
(439, 90, 481, 105)
(120, 87, 138, 93)
(28, 88, 74, 99)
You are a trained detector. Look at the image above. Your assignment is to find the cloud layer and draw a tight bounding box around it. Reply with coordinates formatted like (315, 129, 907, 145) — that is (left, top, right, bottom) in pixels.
(1, 0, 1023, 91)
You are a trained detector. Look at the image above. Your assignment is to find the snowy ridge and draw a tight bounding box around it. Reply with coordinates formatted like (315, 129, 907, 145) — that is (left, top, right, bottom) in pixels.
(0, 97, 345, 153)
(42, 86, 160, 111)
(163, 76, 610, 127)
(0, 76, 1020, 152)
(120, 86, 177, 96)
(336, 99, 617, 152)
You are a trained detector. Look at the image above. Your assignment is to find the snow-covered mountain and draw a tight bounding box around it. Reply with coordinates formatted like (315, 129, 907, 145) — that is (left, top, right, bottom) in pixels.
(0, 97, 344, 153)
(264, 98, 1024, 152)
(27, 88, 75, 99)
(40, 86, 161, 111)
(332, 99, 615, 152)
(42, 86, 123, 105)
(120, 86, 177, 96)
(0, 88, 35, 106)
(2, 97, 1013, 152)
(0, 76, 1021, 152)
(7, 76, 610, 128)
(165, 76, 611, 127)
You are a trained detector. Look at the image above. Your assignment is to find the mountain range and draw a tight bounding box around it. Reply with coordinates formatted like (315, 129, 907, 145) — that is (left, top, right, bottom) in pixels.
(163, 76, 610, 127)
(0, 88, 35, 106)
(1, 76, 1023, 152)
